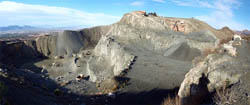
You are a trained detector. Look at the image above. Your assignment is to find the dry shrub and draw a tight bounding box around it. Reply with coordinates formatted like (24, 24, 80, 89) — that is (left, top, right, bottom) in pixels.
(54, 88, 63, 96)
(242, 36, 250, 42)
(213, 88, 236, 105)
(111, 84, 119, 91)
(202, 48, 220, 57)
(213, 81, 236, 105)
(219, 37, 233, 46)
(192, 56, 204, 65)
(161, 96, 180, 105)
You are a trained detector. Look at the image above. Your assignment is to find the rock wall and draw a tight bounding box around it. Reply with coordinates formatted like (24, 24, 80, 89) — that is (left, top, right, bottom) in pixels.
(56, 30, 86, 57)
(87, 36, 135, 82)
(35, 35, 57, 57)
(119, 12, 168, 31)
(0, 40, 43, 65)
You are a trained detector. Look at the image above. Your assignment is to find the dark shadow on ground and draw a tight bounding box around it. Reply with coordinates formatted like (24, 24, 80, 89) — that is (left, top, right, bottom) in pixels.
(85, 88, 179, 105)
(180, 73, 210, 105)
(1, 65, 179, 105)
(0, 40, 180, 105)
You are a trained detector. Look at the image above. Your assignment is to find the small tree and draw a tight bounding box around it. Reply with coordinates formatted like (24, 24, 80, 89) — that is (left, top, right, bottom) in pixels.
(147, 12, 158, 17)
(153, 12, 157, 16)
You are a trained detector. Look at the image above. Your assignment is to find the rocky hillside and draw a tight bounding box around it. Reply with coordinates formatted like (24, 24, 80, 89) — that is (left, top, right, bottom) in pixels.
(236, 29, 250, 36)
(0, 11, 235, 60)
(0, 11, 246, 105)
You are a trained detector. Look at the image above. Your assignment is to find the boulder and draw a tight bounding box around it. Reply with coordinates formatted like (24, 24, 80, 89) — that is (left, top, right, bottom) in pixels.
(86, 36, 135, 82)
(178, 40, 250, 105)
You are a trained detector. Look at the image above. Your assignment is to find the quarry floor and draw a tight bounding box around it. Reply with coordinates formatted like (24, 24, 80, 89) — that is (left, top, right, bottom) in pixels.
(2, 45, 194, 105)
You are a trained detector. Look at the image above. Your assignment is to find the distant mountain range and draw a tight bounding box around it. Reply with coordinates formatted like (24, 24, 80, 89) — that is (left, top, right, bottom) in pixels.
(235, 29, 250, 36)
(0, 25, 37, 32)
(0, 25, 85, 33)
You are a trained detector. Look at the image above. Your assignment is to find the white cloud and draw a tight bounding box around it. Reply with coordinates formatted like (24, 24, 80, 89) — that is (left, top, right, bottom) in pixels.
(152, 0, 166, 3)
(170, 0, 246, 30)
(130, 1, 145, 6)
(0, 1, 120, 27)
(171, 0, 213, 8)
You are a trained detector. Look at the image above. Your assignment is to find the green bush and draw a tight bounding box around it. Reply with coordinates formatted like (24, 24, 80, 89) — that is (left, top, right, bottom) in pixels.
(54, 88, 63, 96)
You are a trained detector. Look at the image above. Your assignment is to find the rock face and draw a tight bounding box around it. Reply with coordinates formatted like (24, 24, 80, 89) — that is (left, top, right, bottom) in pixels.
(35, 26, 110, 58)
(178, 39, 250, 105)
(0, 40, 43, 65)
(0, 25, 110, 64)
(35, 35, 57, 57)
(82, 11, 225, 90)
(56, 30, 85, 57)
(87, 36, 135, 82)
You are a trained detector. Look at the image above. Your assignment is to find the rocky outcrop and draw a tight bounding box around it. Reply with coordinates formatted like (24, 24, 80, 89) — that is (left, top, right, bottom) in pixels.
(119, 11, 234, 39)
(56, 30, 86, 57)
(0, 40, 42, 65)
(79, 26, 111, 48)
(87, 36, 135, 82)
(35, 26, 110, 58)
(178, 39, 250, 105)
(35, 35, 57, 57)
(84, 11, 224, 84)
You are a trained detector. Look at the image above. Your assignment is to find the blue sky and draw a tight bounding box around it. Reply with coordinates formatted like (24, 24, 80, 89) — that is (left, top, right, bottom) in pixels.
(0, 0, 249, 30)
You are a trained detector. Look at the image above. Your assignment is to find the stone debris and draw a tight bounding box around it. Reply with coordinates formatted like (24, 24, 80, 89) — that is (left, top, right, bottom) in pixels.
(233, 34, 242, 41)
(56, 76, 64, 81)
(232, 34, 242, 46)
(51, 62, 62, 67)
(0, 68, 7, 73)
(107, 92, 115, 98)
(86, 35, 135, 82)
(41, 66, 46, 73)
(76, 74, 84, 81)
(86, 51, 91, 55)
(223, 43, 237, 56)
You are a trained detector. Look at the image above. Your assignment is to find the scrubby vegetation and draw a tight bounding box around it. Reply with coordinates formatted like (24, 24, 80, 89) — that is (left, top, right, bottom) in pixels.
(213, 80, 236, 105)
(54, 88, 63, 96)
(161, 96, 180, 105)
(242, 36, 250, 41)
(202, 47, 221, 57)
(144, 12, 158, 17)
(219, 37, 233, 46)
